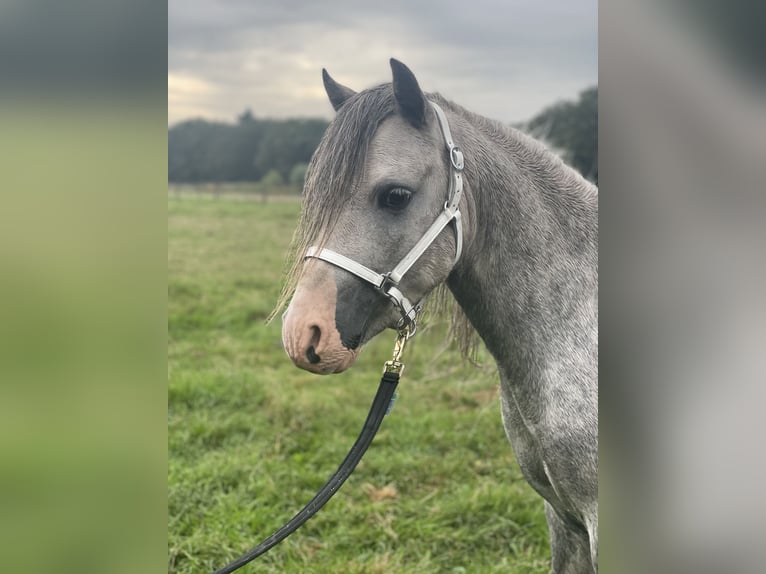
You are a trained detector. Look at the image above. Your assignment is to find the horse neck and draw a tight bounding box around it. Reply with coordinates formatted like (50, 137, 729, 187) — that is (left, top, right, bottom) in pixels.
(445, 109, 598, 383)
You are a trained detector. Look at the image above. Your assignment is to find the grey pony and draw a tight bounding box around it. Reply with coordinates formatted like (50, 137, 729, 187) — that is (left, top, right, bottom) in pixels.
(280, 59, 598, 573)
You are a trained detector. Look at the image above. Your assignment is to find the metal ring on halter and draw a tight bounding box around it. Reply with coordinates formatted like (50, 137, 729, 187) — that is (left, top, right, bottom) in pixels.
(450, 146, 464, 171)
(394, 304, 419, 338)
(384, 285, 419, 329)
(397, 316, 417, 338)
(378, 272, 397, 292)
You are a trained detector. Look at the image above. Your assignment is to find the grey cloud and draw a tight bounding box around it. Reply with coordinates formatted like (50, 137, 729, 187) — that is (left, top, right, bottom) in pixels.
(169, 0, 597, 124)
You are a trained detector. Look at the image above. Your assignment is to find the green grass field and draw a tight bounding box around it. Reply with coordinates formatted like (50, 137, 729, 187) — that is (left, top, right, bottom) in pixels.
(168, 195, 549, 573)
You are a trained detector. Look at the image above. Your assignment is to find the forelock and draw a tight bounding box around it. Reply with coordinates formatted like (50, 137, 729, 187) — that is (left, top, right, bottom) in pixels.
(302, 85, 395, 237)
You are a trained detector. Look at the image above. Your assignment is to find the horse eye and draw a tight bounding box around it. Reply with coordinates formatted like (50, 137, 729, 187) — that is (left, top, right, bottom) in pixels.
(378, 187, 412, 211)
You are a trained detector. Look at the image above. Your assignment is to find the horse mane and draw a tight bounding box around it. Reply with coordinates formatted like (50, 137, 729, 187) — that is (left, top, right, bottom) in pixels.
(421, 96, 596, 362)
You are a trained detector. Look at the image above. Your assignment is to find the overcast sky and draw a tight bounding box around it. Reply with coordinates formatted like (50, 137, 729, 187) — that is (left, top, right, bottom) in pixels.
(168, 0, 597, 126)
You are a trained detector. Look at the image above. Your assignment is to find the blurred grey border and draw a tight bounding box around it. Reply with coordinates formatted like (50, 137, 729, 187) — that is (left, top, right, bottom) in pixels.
(2, 0, 766, 572)
(601, 1, 766, 572)
(0, 1, 167, 574)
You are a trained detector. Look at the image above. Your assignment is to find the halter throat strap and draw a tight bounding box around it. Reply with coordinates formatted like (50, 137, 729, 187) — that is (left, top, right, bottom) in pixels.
(305, 101, 464, 328)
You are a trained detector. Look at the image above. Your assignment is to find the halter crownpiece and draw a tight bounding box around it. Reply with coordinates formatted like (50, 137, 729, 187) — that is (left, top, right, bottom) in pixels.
(305, 101, 464, 329)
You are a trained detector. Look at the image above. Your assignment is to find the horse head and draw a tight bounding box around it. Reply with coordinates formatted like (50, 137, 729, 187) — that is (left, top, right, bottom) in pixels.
(281, 59, 465, 374)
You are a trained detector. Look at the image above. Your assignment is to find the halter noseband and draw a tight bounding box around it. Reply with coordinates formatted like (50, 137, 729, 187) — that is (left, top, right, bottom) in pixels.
(305, 101, 464, 330)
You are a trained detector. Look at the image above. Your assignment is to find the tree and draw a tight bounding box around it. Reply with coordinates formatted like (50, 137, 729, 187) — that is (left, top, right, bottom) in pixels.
(168, 113, 328, 185)
(237, 109, 255, 125)
(253, 119, 327, 181)
(260, 169, 284, 187)
(526, 87, 598, 183)
(168, 93, 598, 187)
(288, 163, 309, 187)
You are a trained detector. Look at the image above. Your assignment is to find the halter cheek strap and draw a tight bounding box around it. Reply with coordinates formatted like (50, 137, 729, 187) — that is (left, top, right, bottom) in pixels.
(305, 101, 464, 329)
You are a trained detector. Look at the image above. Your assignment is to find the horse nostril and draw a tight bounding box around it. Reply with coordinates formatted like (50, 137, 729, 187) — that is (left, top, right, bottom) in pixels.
(306, 346, 321, 364)
(306, 326, 321, 364)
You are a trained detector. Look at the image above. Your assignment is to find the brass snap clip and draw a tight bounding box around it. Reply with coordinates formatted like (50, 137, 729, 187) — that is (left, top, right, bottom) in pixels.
(383, 325, 411, 375)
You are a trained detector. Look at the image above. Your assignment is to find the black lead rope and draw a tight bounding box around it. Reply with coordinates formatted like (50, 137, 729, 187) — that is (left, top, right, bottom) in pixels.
(212, 329, 410, 574)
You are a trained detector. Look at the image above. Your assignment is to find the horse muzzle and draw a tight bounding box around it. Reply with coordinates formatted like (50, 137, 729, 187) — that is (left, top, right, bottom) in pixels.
(281, 275, 361, 374)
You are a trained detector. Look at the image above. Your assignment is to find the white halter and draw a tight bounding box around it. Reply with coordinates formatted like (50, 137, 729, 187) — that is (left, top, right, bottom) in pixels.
(305, 101, 464, 330)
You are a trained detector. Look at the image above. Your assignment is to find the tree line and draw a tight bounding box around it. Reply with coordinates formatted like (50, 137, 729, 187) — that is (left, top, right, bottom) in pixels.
(168, 87, 597, 187)
(526, 86, 597, 183)
(168, 110, 327, 185)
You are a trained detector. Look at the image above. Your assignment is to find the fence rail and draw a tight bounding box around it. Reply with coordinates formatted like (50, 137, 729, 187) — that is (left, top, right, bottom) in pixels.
(167, 183, 301, 202)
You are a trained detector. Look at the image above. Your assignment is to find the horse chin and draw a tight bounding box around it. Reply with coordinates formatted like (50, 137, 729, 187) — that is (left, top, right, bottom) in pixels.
(326, 351, 360, 374)
(295, 347, 360, 375)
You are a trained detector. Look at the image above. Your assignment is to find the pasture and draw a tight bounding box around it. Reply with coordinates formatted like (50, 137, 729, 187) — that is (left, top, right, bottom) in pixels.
(168, 194, 549, 573)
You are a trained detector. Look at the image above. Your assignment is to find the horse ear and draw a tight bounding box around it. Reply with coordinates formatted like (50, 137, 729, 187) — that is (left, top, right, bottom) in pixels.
(390, 58, 427, 128)
(322, 69, 356, 112)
